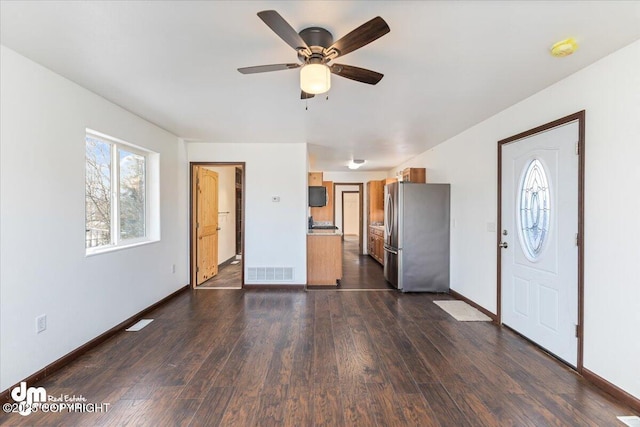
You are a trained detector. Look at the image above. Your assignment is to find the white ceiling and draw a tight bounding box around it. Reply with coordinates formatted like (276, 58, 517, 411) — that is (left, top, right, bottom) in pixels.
(2, 1, 639, 171)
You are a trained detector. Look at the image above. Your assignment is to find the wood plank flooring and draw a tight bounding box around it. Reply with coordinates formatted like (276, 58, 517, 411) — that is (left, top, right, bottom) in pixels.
(1, 289, 637, 426)
(198, 261, 242, 289)
(337, 235, 394, 290)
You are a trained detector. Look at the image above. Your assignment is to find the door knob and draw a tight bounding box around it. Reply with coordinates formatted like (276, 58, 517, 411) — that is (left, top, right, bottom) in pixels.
(499, 242, 508, 249)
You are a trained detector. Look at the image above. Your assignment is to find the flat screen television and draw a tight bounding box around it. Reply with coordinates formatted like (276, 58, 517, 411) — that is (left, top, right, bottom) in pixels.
(308, 186, 327, 207)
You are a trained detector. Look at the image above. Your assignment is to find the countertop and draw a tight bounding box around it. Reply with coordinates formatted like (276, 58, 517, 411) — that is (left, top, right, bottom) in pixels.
(307, 229, 343, 236)
(369, 225, 384, 231)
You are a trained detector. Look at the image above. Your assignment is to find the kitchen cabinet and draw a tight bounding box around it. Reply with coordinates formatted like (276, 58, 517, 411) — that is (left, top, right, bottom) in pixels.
(310, 180, 334, 222)
(368, 225, 384, 265)
(366, 180, 385, 265)
(307, 232, 342, 286)
(366, 180, 384, 225)
(402, 167, 426, 183)
(308, 172, 323, 186)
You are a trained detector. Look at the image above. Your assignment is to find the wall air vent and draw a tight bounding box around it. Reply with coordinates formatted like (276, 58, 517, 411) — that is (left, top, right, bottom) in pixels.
(247, 267, 294, 283)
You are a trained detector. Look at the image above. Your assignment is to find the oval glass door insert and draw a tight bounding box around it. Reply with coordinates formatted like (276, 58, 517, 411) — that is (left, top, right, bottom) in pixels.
(519, 158, 551, 260)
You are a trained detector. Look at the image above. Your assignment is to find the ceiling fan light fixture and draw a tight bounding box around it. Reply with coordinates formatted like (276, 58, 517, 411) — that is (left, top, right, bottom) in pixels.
(300, 63, 331, 94)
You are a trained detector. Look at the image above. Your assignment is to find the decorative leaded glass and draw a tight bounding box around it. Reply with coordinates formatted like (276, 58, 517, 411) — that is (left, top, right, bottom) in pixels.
(519, 159, 550, 259)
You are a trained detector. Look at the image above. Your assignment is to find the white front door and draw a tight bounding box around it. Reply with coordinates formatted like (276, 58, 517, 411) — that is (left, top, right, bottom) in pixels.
(501, 121, 579, 366)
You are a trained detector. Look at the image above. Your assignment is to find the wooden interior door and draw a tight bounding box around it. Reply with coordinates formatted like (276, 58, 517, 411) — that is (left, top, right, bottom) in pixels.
(341, 191, 360, 236)
(197, 167, 219, 285)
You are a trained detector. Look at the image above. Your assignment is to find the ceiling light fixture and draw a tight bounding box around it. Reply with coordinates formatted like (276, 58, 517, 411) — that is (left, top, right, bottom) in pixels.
(550, 38, 578, 57)
(348, 159, 365, 170)
(300, 63, 331, 94)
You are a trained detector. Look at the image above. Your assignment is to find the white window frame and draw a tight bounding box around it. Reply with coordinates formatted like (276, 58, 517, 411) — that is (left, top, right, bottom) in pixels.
(85, 129, 159, 255)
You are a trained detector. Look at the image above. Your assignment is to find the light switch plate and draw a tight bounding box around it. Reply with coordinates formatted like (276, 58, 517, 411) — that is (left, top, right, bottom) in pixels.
(36, 314, 46, 333)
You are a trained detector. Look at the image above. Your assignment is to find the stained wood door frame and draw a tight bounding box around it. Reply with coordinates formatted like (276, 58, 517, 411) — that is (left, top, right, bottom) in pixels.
(190, 162, 246, 288)
(333, 183, 364, 254)
(496, 110, 585, 371)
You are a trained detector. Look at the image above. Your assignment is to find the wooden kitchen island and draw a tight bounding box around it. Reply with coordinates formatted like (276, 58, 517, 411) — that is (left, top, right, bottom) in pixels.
(307, 230, 342, 287)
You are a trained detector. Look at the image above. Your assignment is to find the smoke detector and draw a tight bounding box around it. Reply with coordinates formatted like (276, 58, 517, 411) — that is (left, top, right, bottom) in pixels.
(550, 38, 578, 57)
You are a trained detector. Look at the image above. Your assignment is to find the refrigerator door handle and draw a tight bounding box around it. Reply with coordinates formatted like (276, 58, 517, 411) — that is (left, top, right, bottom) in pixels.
(383, 246, 398, 255)
(385, 192, 394, 237)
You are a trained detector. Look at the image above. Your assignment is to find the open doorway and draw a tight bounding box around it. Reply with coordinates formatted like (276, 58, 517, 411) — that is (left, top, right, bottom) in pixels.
(333, 183, 363, 253)
(342, 191, 360, 247)
(190, 162, 245, 289)
(331, 182, 391, 290)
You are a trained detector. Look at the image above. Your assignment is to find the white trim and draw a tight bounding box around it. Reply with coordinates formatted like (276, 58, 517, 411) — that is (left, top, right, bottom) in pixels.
(85, 238, 160, 257)
(85, 129, 159, 255)
(86, 128, 152, 155)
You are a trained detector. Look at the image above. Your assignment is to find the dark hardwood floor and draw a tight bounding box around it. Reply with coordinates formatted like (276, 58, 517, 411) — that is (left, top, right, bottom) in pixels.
(198, 260, 242, 289)
(337, 235, 394, 290)
(1, 287, 636, 426)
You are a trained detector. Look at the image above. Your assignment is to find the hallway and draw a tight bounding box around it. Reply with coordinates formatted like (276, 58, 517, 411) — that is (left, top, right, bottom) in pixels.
(337, 235, 394, 290)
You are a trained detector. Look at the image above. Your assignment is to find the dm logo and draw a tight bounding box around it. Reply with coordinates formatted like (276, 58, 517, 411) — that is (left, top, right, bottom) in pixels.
(11, 382, 46, 416)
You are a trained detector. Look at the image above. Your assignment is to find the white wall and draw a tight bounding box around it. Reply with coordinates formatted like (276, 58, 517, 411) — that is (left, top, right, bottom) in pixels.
(342, 192, 360, 236)
(323, 171, 389, 183)
(205, 166, 237, 264)
(0, 46, 188, 391)
(394, 40, 640, 399)
(189, 143, 307, 285)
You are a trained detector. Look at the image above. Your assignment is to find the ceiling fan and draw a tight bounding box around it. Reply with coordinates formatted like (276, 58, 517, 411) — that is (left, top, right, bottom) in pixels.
(238, 10, 390, 99)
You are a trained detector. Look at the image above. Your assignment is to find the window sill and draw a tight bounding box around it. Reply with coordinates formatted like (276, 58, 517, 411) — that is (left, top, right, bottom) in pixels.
(85, 239, 160, 257)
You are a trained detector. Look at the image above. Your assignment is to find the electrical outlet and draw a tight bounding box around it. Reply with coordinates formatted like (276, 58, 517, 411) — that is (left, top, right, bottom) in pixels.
(36, 314, 46, 333)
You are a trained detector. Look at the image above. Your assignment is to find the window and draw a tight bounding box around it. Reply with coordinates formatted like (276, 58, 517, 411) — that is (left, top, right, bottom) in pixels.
(85, 130, 156, 253)
(518, 158, 551, 260)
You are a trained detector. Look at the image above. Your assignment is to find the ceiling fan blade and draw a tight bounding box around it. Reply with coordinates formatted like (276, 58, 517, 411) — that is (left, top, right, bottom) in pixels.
(237, 63, 301, 74)
(257, 10, 311, 55)
(301, 91, 315, 99)
(326, 16, 390, 59)
(330, 64, 383, 85)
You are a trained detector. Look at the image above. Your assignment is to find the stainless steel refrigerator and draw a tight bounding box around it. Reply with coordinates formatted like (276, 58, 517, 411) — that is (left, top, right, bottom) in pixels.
(383, 182, 450, 292)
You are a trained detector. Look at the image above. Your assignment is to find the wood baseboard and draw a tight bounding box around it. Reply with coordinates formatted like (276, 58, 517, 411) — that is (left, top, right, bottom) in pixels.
(582, 368, 640, 413)
(0, 284, 189, 404)
(449, 289, 498, 323)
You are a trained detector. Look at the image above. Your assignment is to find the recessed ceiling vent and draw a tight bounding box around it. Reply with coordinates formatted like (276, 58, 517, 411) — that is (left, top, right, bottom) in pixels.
(247, 267, 294, 282)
